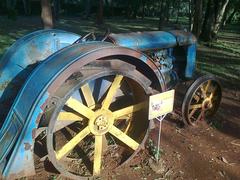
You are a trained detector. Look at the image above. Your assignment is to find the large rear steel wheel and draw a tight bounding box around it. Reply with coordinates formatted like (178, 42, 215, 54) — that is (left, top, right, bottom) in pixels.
(46, 60, 152, 179)
(182, 75, 222, 126)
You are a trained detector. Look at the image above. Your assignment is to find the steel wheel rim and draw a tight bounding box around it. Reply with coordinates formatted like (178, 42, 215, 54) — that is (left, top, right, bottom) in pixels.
(46, 71, 150, 179)
(185, 79, 221, 125)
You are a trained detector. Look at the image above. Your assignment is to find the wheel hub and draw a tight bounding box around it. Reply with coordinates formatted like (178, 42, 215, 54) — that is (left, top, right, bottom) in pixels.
(203, 98, 212, 109)
(89, 110, 114, 135)
(94, 115, 109, 131)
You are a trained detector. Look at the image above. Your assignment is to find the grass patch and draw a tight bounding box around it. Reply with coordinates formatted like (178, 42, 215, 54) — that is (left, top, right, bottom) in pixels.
(197, 24, 240, 88)
(0, 16, 239, 89)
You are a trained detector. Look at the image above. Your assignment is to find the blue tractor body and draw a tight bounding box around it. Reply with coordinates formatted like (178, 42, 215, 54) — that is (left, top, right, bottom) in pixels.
(0, 29, 205, 179)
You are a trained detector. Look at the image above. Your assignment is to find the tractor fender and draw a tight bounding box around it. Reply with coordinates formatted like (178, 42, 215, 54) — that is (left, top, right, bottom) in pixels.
(0, 29, 80, 123)
(1, 42, 165, 179)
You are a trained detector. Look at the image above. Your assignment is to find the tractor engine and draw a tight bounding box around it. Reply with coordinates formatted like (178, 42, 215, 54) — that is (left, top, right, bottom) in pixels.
(106, 30, 196, 89)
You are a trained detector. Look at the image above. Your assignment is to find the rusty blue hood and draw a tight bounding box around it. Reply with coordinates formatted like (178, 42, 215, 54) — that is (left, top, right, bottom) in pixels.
(107, 30, 196, 50)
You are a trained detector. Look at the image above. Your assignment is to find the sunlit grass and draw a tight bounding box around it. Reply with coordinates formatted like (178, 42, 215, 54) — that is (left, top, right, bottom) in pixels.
(196, 25, 240, 87)
(0, 16, 239, 88)
(0, 35, 15, 56)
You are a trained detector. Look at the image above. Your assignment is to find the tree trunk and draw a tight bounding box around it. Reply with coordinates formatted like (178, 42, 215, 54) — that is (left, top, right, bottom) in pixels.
(165, 0, 170, 23)
(192, 0, 203, 37)
(176, 0, 181, 23)
(189, 0, 194, 31)
(22, 0, 31, 15)
(132, 0, 139, 19)
(84, 0, 91, 19)
(41, 0, 53, 29)
(212, 0, 229, 37)
(221, 3, 230, 27)
(200, 0, 215, 41)
(226, 8, 237, 24)
(53, 0, 60, 20)
(158, 0, 165, 30)
(6, 0, 17, 19)
(200, 0, 229, 41)
(141, 0, 146, 19)
(96, 0, 104, 25)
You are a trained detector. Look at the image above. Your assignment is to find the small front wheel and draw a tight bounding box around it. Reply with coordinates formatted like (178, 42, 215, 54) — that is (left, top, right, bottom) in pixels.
(182, 75, 222, 126)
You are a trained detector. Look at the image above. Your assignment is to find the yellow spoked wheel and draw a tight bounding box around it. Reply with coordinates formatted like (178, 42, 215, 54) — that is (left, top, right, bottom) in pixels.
(46, 62, 150, 179)
(182, 75, 222, 126)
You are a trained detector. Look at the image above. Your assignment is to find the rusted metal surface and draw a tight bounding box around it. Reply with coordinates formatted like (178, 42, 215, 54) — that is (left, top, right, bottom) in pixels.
(1, 42, 165, 179)
(169, 30, 197, 45)
(0, 30, 80, 178)
(0, 29, 80, 126)
(45, 60, 151, 178)
(182, 75, 222, 125)
(107, 31, 177, 50)
(0, 29, 200, 179)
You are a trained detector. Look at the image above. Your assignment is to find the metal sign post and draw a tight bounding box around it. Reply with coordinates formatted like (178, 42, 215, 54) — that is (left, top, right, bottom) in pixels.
(156, 115, 165, 162)
(148, 90, 175, 163)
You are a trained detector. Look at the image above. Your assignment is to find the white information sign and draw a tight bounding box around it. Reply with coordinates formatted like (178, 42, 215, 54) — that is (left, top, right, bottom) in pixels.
(148, 89, 175, 120)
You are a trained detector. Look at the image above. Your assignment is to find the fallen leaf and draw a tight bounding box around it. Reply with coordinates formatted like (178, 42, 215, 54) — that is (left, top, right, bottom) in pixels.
(231, 139, 240, 147)
(221, 157, 228, 164)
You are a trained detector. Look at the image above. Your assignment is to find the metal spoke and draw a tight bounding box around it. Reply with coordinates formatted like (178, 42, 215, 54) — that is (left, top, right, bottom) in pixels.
(193, 94, 200, 102)
(93, 135, 103, 176)
(102, 134, 108, 152)
(209, 86, 217, 100)
(113, 101, 146, 119)
(200, 85, 207, 99)
(189, 108, 198, 118)
(57, 112, 83, 121)
(56, 127, 90, 160)
(102, 75, 123, 110)
(196, 111, 204, 122)
(109, 126, 139, 151)
(205, 80, 211, 93)
(81, 83, 95, 108)
(65, 97, 95, 119)
(189, 103, 202, 110)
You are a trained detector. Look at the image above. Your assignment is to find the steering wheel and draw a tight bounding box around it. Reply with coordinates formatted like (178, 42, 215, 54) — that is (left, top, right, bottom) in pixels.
(101, 29, 111, 41)
(74, 32, 96, 43)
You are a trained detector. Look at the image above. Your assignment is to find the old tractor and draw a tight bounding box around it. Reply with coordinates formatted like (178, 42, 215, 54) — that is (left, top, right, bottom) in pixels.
(0, 29, 221, 179)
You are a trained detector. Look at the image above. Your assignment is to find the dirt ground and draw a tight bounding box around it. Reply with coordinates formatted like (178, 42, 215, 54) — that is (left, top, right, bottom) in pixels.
(32, 86, 240, 180)
(105, 85, 240, 180)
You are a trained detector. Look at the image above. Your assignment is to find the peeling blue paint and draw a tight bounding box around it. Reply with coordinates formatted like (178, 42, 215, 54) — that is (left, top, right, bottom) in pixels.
(185, 44, 196, 78)
(0, 29, 197, 179)
(3, 93, 49, 178)
(109, 31, 177, 50)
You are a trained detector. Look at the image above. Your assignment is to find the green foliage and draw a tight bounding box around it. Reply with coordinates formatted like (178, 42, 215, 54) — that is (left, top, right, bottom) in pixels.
(146, 139, 164, 160)
(197, 24, 240, 88)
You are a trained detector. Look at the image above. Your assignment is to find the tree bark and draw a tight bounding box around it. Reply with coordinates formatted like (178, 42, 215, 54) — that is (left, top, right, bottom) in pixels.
(165, 0, 170, 23)
(41, 0, 53, 29)
(53, 0, 60, 20)
(189, 0, 194, 31)
(200, 0, 214, 41)
(175, 0, 181, 23)
(22, 0, 31, 15)
(200, 0, 229, 41)
(96, 0, 104, 25)
(141, 0, 146, 19)
(84, 0, 91, 19)
(192, 0, 203, 38)
(212, 0, 229, 36)
(6, 0, 17, 19)
(226, 8, 237, 24)
(158, 0, 165, 30)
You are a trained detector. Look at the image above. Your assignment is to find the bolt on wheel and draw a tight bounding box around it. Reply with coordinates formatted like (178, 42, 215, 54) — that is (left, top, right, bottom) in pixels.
(46, 61, 151, 179)
(182, 75, 222, 126)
